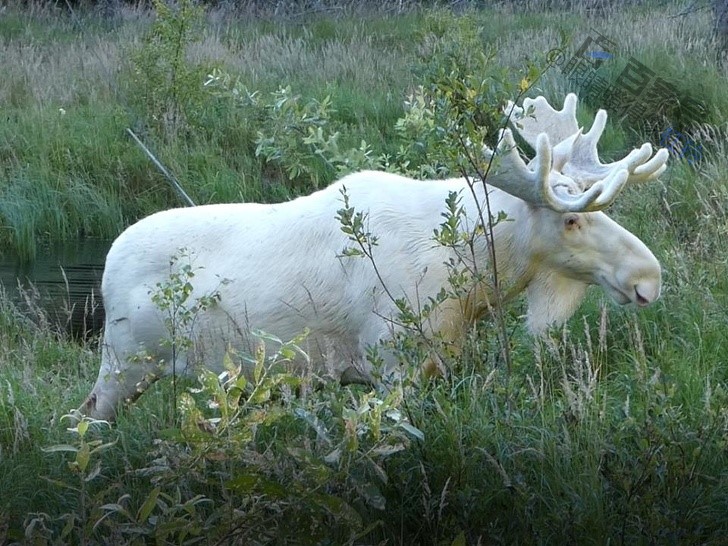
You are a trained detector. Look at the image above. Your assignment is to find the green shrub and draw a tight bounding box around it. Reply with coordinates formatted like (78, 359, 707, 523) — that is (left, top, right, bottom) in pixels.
(128, 0, 212, 139)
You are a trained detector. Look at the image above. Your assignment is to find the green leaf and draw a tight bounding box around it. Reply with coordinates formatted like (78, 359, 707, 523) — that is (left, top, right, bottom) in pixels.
(295, 408, 332, 446)
(358, 482, 386, 510)
(399, 422, 425, 441)
(76, 442, 90, 473)
(99, 503, 133, 520)
(84, 460, 102, 482)
(372, 443, 407, 457)
(279, 346, 296, 360)
(137, 486, 161, 523)
(76, 419, 89, 438)
(310, 492, 363, 527)
(42, 444, 79, 454)
(89, 438, 119, 456)
(250, 387, 271, 404)
(227, 473, 287, 498)
(451, 531, 467, 546)
(60, 513, 76, 539)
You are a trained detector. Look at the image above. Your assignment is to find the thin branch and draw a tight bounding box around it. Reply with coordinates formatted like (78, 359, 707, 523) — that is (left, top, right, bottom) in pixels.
(455, 131, 513, 385)
(668, 0, 709, 18)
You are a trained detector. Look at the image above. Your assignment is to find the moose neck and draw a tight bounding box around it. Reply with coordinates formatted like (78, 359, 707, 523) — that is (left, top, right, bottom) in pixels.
(481, 184, 591, 334)
(453, 183, 538, 316)
(474, 184, 537, 288)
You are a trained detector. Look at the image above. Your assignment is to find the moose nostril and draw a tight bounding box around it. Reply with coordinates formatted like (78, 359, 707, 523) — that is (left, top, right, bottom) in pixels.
(635, 288, 650, 306)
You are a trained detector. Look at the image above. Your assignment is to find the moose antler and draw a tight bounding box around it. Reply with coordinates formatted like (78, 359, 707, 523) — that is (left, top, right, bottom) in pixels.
(482, 94, 668, 213)
(484, 128, 630, 213)
(506, 93, 669, 185)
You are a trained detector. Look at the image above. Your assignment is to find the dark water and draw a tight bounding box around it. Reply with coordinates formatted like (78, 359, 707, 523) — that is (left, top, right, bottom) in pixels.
(0, 240, 111, 337)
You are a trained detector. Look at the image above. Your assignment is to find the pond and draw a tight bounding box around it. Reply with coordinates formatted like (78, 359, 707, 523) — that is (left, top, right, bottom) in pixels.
(0, 240, 111, 337)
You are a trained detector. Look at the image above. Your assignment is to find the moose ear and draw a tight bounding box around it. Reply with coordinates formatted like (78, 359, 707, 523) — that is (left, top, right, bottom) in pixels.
(564, 214, 582, 231)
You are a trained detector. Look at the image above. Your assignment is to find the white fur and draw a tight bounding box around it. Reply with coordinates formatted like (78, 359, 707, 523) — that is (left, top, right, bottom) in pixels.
(80, 170, 661, 420)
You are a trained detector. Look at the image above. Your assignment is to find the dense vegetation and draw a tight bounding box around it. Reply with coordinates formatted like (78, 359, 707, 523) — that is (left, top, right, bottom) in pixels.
(0, 0, 727, 544)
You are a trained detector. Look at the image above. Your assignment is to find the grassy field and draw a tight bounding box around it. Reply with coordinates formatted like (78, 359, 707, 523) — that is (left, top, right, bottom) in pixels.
(1, 1, 727, 544)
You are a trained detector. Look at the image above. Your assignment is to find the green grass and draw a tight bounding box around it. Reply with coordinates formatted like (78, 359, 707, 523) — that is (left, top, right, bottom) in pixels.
(1, 1, 728, 544)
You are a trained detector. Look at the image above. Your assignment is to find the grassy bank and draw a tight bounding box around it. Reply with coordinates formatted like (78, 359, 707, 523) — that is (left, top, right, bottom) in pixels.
(1, 1, 724, 259)
(1, 1, 727, 544)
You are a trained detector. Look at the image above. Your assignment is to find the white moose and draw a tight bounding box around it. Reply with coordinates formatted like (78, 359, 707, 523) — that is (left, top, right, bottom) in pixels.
(80, 93, 668, 421)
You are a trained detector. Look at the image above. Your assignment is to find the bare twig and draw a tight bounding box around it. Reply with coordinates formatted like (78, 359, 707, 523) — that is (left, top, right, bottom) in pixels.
(668, 0, 709, 19)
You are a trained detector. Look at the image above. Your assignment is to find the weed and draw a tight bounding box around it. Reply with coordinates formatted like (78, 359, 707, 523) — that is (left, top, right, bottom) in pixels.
(149, 249, 223, 422)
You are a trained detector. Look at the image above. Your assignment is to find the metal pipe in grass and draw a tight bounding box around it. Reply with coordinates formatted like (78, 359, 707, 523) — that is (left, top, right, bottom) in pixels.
(126, 128, 196, 207)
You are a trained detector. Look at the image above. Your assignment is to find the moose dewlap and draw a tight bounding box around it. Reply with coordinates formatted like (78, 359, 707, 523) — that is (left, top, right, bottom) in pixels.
(80, 94, 667, 421)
